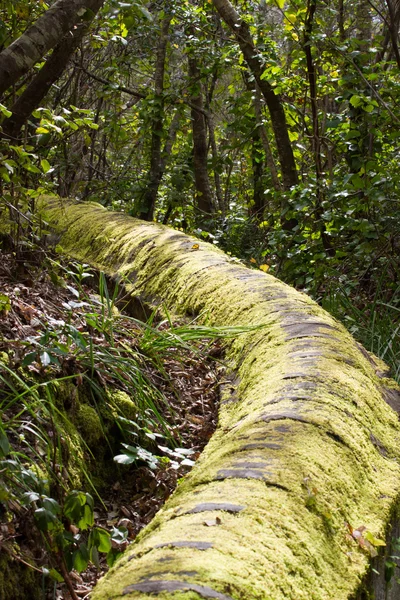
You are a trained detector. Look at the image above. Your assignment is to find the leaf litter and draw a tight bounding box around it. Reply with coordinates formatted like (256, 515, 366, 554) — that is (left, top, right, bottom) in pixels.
(0, 249, 224, 599)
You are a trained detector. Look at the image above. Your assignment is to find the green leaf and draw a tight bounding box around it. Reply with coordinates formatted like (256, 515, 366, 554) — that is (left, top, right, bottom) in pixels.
(106, 548, 122, 568)
(48, 568, 64, 583)
(22, 491, 40, 504)
(64, 490, 87, 523)
(363, 104, 374, 113)
(40, 352, 51, 366)
(41, 159, 51, 173)
(77, 503, 94, 530)
(114, 453, 136, 464)
(364, 531, 386, 547)
(22, 352, 38, 367)
(349, 94, 363, 108)
(0, 103, 12, 118)
(34, 507, 59, 531)
(0, 424, 10, 457)
(22, 163, 41, 174)
(90, 545, 100, 568)
(73, 545, 89, 573)
(0, 294, 11, 313)
(98, 529, 111, 553)
(42, 496, 61, 515)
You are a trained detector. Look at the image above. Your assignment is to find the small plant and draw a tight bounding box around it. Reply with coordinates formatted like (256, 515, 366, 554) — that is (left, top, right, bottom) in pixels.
(0, 251, 258, 597)
(385, 537, 400, 586)
(0, 386, 127, 599)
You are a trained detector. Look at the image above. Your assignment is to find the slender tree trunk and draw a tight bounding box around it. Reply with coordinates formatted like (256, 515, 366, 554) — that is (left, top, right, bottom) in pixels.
(207, 113, 223, 212)
(303, 0, 332, 254)
(338, 0, 345, 40)
(160, 109, 182, 173)
(205, 72, 224, 213)
(82, 97, 104, 199)
(139, 12, 172, 221)
(188, 52, 214, 217)
(1, 13, 100, 141)
(146, 110, 182, 224)
(385, 0, 400, 67)
(304, 0, 322, 185)
(0, 0, 104, 99)
(253, 88, 281, 192)
(250, 124, 265, 219)
(212, 0, 298, 191)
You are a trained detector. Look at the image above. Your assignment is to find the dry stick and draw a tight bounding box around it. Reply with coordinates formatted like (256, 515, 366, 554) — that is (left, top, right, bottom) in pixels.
(58, 557, 80, 600)
(2, 544, 44, 573)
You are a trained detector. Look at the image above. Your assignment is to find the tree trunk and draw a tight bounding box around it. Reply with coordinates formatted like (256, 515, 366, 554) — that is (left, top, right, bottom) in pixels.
(1, 12, 100, 141)
(188, 52, 214, 218)
(0, 0, 104, 99)
(37, 195, 400, 600)
(253, 88, 281, 192)
(205, 71, 224, 213)
(250, 124, 265, 218)
(139, 11, 172, 221)
(212, 0, 298, 191)
(303, 0, 332, 254)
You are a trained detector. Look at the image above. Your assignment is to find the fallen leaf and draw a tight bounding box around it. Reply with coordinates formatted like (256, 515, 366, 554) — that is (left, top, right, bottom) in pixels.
(259, 264, 269, 272)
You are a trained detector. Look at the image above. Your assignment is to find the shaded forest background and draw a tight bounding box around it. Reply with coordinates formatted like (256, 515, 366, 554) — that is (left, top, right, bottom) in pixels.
(1, 0, 400, 375)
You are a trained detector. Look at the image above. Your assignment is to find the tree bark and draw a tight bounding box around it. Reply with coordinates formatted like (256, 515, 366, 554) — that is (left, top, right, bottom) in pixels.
(250, 123, 265, 218)
(253, 88, 281, 192)
(139, 11, 172, 221)
(1, 11, 101, 141)
(212, 0, 298, 191)
(0, 0, 104, 99)
(303, 0, 333, 254)
(37, 196, 400, 600)
(205, 71, 224, 213)
(385, 0, 400, 68)
(188, 55, 214, 218)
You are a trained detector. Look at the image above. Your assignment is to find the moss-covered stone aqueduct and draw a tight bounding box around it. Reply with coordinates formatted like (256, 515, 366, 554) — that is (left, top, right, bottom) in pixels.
(37, 196, 400, 600)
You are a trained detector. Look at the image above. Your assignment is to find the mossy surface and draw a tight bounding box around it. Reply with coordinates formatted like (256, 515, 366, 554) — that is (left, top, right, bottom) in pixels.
(109, 390, 137, 421)
(75, 404, 104, 447)
(36, 196, 400, 600)
(0, 553, 42, 600)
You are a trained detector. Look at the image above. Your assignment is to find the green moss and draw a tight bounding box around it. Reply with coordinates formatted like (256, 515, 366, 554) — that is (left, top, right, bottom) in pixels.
(36, 197, 400, 600)
(108, 390, 137, 421)
(75, 404, 103, 448)
(0, 553, 42, 600)
(49, 380, 80, 411)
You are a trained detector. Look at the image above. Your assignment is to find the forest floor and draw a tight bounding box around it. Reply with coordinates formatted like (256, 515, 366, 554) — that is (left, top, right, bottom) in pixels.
(0, 248, 223, 599)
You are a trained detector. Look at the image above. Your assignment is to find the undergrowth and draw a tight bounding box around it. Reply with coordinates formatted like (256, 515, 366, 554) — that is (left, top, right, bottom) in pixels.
(321, 281, 400, 382)
(0, 251, 250, 598)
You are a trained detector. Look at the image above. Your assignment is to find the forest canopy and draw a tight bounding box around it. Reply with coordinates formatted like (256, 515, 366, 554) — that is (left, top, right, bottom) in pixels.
(0, 0, 400, 370)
